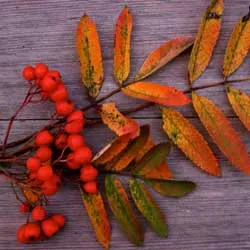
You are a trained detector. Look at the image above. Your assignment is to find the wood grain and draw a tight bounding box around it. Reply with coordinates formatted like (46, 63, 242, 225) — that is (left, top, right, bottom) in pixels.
(0, 0, 250, 249)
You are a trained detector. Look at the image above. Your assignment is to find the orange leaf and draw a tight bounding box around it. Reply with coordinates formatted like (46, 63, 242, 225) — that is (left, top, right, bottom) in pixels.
(188, 0, 224, 84)
(227, 86, 250, 131)
(135, 37, 194, 81)
(99, 102, 140, 139)
(76, 14, 104, 97)
(192, 92, 250, 175)
(80, 189, 110, 249)
(114, 6, 132, 85)
(223, 9, 250, 78)
(92, 134, 131, 166)
(122, 82, 190, 106)
(161, 107, 220, 176)
(106, 125, 150, 172)
(135, 137, 172, 179)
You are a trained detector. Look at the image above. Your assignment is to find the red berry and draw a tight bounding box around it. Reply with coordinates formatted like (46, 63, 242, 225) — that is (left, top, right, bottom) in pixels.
(74, 146, 93, 164)
(50, 84, 68, 102)
(35, 63, 49, 79)
(83, 181, 98, 194)
(37, 164, 53, 181)
(32, 205, 46, 221)
(26, 157, 41, 172)
(80, 164, 98, 182)
(67, 134, 85, 151)
(67, 110, 85, 122)
(50, 174, 61, 187)
(41, 219, 59, 237)
(42, 179, 59, 196)
(16, 224, 30, 244)
(25, 223, 41, 241)
(55, 100, 75, 116)
(47, 70, 61, 82)
(22, 66, 35, 81)
(40, 74, 60, 92)
(51, 214, 66, 229)
(19, 202, 30, 213)
(55, 133, 68, 150)
(66, 153, 81, 169)
(35, 146, 52, 162)
(35, 130, 54, 146)
(65, 120, 84, 134)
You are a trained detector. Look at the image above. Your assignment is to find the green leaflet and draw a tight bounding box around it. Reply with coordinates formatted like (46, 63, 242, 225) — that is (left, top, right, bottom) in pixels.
(105, 175, 144, 246)
(132, 143, 171, 175)
(146, 179, 196, 198)
(129, 179, 168, 237)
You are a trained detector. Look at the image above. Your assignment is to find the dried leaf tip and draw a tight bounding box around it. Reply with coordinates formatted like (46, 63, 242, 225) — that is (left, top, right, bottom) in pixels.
(242, 6, 250, 22)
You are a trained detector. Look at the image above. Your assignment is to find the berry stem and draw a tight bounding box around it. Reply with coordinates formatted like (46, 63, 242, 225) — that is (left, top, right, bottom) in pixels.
(1, 84, 38, 156)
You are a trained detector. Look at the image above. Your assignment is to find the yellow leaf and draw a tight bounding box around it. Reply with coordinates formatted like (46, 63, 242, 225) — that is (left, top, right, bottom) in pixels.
(227, 86, 250, 131)
(192, 92, 250, 175)
(161, 107, 220, 176)
(114, 6, 132, 85)
(76, 14, 104, 97)
(188, 0, 224, 84)
(223, 9, 250, 78)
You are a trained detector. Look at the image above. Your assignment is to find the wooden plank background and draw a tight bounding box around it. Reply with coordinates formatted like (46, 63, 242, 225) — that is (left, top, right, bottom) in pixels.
(1, 0, 250, 249)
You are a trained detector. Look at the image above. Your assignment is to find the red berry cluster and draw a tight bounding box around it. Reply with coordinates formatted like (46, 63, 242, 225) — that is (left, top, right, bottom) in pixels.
(17, 204, 65, 244)
(23, 64, 99, 194)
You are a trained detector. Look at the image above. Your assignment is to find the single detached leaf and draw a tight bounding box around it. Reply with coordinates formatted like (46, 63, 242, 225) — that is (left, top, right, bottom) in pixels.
(114, 6, 133, 85)
(123, 82, 191, 106)
(99, 102, 140, 139)
(132, 143, 171, 176)
(92, 134, 131, 166)
(227, 86, 250, 131)
(188, 0, 224, 84)
(80, 189, 110, 249)
(105, 175, 144, 246)
(192, 92, 250, 174)
(223, 8, 250, 78)
(135, 37, 195, 81)
(129, 179, 167, 237)
(135, 137, 173, 179)
(76, 14, 104, 97)
(161, 107, 220, 176)
(106, 125, 150, 171)
(146, 179, 196, 198)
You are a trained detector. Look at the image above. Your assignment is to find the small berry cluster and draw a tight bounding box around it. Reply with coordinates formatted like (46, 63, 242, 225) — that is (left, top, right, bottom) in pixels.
(17, 204, 65, 244)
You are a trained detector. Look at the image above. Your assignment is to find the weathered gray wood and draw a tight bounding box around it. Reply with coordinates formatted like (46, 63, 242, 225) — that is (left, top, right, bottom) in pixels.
(1, 0, 250, 249)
